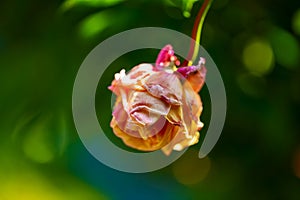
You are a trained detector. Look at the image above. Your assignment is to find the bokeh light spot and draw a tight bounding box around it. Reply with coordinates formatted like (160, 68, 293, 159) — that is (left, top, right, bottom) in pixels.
(62, 0, 124, 10)
(242, 39, 274, 76)
(292, 9, 300, 35)
(79, 11, 111, 39)
(237, 73, 266, 98)
(23, 126, 54, 163)
(269, 27, 300, 69)
(173, 149, 211, 185)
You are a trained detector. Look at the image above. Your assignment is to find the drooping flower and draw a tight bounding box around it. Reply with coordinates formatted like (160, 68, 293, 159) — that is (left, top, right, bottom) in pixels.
(108, 45, 206, 155)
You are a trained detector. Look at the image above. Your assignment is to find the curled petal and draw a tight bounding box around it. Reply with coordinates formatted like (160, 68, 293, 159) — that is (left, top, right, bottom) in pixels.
(187, 66, 206, 93)
(144, 71, 183, 105)
(176, 65, 198, 78)
(181, 80, 203, 136)
(111, 118, 180, 152)
(161, 79, 203, 154)
(108, 64, 155, 95)
(176, 57, 207, 92)
(162, 131, 200, 156)
(111, 97, 141, 138)
(165, 105, 183, 126)
(112, 91, 171, 139)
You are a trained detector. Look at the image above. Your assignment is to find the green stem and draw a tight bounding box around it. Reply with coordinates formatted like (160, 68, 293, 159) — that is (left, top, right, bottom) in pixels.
(183, 0, 213, 66)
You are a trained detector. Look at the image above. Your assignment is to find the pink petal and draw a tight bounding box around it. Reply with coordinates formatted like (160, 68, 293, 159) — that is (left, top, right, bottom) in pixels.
(111, 117, 180, 152)
(161, 79, 203, 155)
(155, 45, 180, 70)
(176, 57, 207, 93)
(144, 71, 183, 105)
(108, 64, 155, 95)
(112, 91, 171, 139)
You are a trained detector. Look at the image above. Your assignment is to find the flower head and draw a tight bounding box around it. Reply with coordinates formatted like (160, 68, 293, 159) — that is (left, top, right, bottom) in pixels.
(109, 45, 206, 155)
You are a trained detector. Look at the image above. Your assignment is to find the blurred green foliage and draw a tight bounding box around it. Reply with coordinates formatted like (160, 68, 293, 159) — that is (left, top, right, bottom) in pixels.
(1, 0, 300, 199)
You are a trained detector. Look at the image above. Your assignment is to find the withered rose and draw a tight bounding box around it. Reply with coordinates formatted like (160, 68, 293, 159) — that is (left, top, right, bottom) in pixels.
(109, 45, 206, 155)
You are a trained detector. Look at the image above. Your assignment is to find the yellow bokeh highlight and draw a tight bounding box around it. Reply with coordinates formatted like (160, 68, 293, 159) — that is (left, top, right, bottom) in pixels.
(0, 165, 106, 200)
(1, 172, 64, 200)
(173, 149, 211, 185)
(242, 39, 274, 76)
(292, 9, 300, 35)
(237, 73, 266, 98)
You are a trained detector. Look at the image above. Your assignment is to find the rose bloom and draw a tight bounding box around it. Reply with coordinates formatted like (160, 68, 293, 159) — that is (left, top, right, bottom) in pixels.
(109, 45, 206, 155)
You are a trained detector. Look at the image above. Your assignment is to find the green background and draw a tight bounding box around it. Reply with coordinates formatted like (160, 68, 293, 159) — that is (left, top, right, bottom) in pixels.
(1, 0, 300, 199)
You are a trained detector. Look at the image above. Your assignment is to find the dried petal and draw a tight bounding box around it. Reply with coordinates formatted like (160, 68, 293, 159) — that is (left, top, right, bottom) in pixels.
(161, 79, 203, 155)
(112, 91, 171, 139)
(108, 64, 154, 95)
(177, 57, 207, 92)
(111, 117, 180, 152)
(166, 105, 183, 126)
(144, 71, 183, 105)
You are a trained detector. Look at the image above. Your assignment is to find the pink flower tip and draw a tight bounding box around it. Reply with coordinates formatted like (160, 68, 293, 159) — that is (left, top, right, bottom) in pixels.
(155, 45, 180, 69)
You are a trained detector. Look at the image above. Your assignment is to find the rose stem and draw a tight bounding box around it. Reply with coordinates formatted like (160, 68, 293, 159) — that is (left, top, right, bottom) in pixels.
(183, 0, 213, 66)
